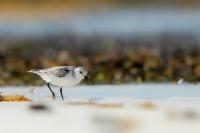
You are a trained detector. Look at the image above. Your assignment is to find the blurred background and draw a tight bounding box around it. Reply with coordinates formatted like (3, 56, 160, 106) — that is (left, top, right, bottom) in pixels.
(1, 0, 200, 85)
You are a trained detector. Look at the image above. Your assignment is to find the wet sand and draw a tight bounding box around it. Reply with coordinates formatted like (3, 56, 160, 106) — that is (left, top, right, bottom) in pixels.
(0, 84, 200, 133)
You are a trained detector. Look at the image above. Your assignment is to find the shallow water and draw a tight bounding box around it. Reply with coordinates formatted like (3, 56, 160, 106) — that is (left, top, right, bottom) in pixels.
(1, 84, 200, 100)
(1, 9, 200, 37)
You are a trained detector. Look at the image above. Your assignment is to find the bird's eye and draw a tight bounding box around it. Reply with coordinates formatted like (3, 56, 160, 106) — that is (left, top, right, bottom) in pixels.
(80, 71, 83, 74)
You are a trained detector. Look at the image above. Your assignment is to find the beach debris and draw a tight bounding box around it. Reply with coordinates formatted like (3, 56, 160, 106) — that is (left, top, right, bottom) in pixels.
(0, 94, 31, 101)
(65, 99, 94, 105)
(177, 78, 184, 84)
(92, 113, 137, 133)
(168, 109, 200, 120)
(138, 101, 156, 109)
(94, 102, 122, 108)
(65, 100, 122, 108)
(29, 103, 50, 112)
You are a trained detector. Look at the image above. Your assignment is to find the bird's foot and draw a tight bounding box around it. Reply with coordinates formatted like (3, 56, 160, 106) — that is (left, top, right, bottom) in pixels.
(52, 93, 56, 100)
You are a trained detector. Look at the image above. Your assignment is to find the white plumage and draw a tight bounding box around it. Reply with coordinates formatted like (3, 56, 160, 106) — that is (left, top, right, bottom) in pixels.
(28, 66, 88, 100)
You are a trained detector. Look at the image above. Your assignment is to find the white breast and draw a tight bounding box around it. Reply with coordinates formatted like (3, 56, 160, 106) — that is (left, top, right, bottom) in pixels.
(40, 74, 82, 87)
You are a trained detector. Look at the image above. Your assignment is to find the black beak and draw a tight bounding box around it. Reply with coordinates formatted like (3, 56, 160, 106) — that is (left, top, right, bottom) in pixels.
(84, 76, 93, 84)
(85, 76, 89, 80)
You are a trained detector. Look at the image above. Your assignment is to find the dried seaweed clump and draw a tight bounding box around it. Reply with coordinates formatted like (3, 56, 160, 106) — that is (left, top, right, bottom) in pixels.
(0, 94, 31, 101)
(138, 101, 156, 109)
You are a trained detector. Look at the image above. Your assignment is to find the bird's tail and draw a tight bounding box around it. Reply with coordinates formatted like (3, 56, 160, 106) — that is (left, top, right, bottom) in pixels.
(27, 69, 40, 74)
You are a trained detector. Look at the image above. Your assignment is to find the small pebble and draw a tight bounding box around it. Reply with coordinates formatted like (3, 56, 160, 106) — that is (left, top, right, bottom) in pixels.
(29, 103, 50, 111)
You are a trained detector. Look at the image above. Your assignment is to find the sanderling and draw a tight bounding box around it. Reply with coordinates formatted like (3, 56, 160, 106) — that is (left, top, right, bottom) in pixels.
(28, 66, 89, 100)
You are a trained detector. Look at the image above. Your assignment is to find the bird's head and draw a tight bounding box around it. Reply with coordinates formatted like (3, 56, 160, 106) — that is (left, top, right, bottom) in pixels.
(74, 67, 88, 80)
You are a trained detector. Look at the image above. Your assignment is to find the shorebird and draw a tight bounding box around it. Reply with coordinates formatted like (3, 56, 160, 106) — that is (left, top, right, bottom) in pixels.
(28, 66, 89, 100)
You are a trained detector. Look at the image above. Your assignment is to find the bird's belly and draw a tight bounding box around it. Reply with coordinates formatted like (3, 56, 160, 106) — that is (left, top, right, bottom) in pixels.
(48, 76, 81, 87)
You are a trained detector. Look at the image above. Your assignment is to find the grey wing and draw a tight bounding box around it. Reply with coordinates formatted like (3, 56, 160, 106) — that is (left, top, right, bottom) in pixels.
(50, 66, 75, 77)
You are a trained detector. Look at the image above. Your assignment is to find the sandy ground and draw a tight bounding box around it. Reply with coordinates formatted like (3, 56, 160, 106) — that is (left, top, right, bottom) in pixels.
(0, 84, 200, 133)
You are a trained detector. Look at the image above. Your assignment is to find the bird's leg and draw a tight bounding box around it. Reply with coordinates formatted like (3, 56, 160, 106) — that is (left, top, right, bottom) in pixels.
(60, 87, 64, 100)
(47, 83, 56, 100)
